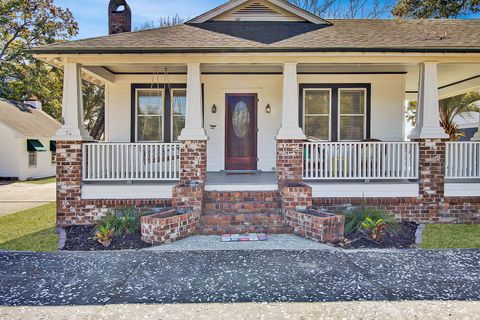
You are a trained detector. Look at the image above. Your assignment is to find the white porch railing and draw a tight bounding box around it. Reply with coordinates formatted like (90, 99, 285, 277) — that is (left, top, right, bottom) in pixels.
(446, 141, 480, 179)
(303, 142, 419, 180)
(83, 143, 180, 181)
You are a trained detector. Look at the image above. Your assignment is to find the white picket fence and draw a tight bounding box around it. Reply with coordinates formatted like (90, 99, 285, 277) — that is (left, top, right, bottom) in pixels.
(445, 141, 480, 179)
(82, 143, 180, 181)
(303, 142, 419, 180)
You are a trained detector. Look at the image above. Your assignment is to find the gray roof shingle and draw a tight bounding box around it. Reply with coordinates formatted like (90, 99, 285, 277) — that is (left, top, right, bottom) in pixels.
(0, 99, 61, 138)
(31, 19, 480, 54)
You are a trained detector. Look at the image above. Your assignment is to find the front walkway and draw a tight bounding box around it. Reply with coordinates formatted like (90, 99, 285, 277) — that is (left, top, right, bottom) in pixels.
(0, 249, 479, 319)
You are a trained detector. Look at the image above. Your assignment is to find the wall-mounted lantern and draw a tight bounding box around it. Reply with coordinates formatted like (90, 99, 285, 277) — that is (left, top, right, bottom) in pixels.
(265, 104, 272, 114)
(211, 104, 217, 113)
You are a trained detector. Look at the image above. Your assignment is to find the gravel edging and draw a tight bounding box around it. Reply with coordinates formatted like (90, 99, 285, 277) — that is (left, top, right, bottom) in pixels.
(56, 227, 66, 250)
(415, 224, 426, 247)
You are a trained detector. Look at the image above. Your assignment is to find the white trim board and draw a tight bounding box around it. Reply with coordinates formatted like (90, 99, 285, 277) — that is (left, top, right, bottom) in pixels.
(82, 183, 175, 200)
(307, 182, 419, 198)
(445, 183, 480, 197)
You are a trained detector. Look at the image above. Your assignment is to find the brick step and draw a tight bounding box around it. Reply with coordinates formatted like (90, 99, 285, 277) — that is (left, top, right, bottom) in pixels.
(200, 211, 285, 228)
(203, 191, 281, 203)
(197, 225, 293, 235)
(203, 201, 282, 214)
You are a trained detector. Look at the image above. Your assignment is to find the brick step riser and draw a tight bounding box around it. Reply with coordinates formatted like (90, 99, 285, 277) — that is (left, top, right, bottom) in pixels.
(204, 191, 281, 203)
(203, 203, 282, 214)
(200, 212, 285, 228)
(197, 226, 293, 235)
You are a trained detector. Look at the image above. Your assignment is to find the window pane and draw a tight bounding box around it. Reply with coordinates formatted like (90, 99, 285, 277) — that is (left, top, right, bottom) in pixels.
(172, 115, 185, 142)
(138, 116, 163, 141)
(305, 90, 330, 114)
(340, 116, 364, 141)
(340, 90, 365, 114)
(172, 90, 186, 116)
(305, 115, 329, 140)
(138, 91, 163, 115)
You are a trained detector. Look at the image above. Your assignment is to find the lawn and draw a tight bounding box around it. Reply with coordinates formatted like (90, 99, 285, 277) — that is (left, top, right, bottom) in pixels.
(421, 224, 480, 249)
(18, 177, 56, 184)
(0, 203, 58, 252)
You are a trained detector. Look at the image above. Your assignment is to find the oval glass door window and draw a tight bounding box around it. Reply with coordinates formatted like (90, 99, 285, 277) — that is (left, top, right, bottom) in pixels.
(232, 101, 250, 138)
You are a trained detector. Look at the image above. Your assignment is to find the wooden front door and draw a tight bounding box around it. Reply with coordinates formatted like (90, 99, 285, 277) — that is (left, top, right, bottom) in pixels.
(225, 94, 257, 171)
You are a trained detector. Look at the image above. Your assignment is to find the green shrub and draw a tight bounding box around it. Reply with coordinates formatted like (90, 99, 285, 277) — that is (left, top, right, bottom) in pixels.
(96, 207, 143, 235)
(343, 207, 400, 236)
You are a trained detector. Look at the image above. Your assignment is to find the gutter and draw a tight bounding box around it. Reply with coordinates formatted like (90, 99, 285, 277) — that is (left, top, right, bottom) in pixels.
(27, 47, 480, 55)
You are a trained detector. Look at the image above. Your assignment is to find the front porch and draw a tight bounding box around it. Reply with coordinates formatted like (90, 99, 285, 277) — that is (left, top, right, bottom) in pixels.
(49, 59, 480, 227)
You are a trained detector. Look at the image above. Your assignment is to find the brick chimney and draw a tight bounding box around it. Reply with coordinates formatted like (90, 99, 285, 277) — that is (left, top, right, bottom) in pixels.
(109, 0, 131, 35)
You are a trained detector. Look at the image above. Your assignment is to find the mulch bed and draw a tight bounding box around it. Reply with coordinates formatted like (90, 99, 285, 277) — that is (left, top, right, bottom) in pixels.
(63, 226, 151, 251)
(339, 221, 418, 249)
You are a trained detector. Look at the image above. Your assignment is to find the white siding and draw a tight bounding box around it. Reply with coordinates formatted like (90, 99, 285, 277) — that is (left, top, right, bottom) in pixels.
(105, 73, 405, 172)
(0, 123, 20, 178)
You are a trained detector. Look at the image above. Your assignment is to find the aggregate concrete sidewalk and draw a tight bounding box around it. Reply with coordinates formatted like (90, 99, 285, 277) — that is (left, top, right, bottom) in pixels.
(0, 182, 55, 216)
(0, 249, 479, 319)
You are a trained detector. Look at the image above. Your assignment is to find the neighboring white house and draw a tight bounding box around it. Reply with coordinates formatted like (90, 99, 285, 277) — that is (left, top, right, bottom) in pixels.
(0, 99, 60, 180)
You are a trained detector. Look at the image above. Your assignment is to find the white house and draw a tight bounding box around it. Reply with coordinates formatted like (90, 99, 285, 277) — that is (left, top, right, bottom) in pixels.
(0, 99, 60, 181)
(31, 0, 480, 229)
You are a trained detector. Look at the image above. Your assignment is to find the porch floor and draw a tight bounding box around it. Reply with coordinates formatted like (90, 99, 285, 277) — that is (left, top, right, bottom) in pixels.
(205, 171, 278, 191)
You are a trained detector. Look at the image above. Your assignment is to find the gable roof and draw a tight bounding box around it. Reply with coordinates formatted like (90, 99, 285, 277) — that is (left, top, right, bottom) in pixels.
(187, 0, 330, 25)
(0, 99, 61, 138)
(30, 19, 480, 54)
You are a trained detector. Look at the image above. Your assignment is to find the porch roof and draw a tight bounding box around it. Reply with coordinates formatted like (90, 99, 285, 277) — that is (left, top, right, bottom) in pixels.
(30, 19, 480, 55)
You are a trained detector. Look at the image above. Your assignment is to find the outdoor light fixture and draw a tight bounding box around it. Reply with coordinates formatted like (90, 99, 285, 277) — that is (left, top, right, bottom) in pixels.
(265, 104, 271, 113)
(211, 104, 217, 113)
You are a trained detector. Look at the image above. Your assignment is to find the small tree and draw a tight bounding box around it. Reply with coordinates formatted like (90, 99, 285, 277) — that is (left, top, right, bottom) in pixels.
(288, 0, 395, 18)
(393, 0, 480, 19)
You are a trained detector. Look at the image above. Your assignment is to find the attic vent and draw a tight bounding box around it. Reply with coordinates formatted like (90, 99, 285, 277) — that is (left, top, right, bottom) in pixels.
(233, 2, 281, 15)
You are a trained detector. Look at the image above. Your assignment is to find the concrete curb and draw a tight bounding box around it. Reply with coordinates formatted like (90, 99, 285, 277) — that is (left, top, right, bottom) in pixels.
(415, 224, 426, 248)
(57, 227, 66, 250)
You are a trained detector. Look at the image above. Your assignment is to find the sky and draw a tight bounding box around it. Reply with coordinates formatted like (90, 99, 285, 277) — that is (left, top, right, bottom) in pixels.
(54, 0, 225, 39)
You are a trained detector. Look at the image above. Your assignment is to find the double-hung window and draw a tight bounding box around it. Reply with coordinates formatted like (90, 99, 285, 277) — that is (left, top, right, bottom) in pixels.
(339, 89, 366, 141)
(136, 89, 164, 142)
(171, 89, 186, 142)
(303, 89, 331, 141)
(301, 84, 369, 142)
(28, 152, 37, 167)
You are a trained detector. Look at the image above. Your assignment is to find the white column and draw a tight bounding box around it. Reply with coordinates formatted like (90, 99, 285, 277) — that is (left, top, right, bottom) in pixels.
(55, 62, 92, 141)
(471, 115, 480, 140)
(276, 62, 306, 140)
(409, 62, 448, 140)
(178, 63, 208, 141)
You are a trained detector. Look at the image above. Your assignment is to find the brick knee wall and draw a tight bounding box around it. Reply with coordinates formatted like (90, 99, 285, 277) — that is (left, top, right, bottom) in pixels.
(180, 140, 207, 183)
(276, 139, 304, 184)
(312, 197, 480, 224)
(56, 141, 171, 227)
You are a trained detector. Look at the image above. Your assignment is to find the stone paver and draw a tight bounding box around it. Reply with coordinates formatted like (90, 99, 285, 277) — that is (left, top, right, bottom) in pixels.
(0, 182, 55, 216)
(0, 249, 479, 319)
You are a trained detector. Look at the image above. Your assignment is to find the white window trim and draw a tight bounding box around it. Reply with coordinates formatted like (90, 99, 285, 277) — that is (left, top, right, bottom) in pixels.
(337, 88, 367, 142)
(28, 152, 37, 168)
(303, 88, 332, 141)
(170, 88, 187, 143)
(135, 88, 165, 142)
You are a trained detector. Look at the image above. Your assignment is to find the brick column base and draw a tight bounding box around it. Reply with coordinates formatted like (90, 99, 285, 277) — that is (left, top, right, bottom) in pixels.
(56, 140, 85, 226)
(172, 181, 204, 212)
(276, 139, 304, 184)
(180, 140, 207, 183)
(415, 138, 447, 221)
(280, 182, 312, 212)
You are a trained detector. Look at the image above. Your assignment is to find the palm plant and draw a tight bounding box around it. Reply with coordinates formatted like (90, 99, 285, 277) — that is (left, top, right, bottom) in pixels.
(407, 92, 480, 141)
(438, 92, 480, 141)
